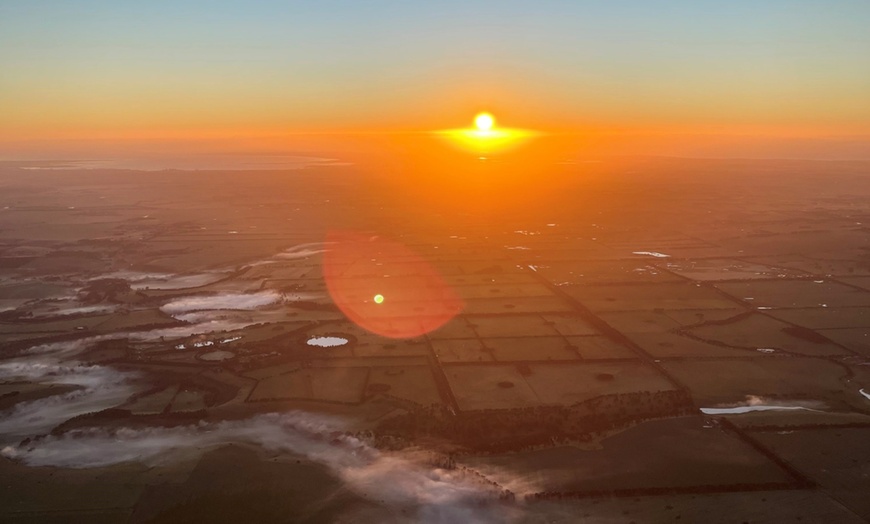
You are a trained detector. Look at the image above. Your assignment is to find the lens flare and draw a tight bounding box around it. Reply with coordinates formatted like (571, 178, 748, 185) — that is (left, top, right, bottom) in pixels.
(323, 231, 463, 338)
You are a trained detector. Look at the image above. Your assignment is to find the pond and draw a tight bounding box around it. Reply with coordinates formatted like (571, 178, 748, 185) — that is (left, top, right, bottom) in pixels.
(307, 336, 349, 348)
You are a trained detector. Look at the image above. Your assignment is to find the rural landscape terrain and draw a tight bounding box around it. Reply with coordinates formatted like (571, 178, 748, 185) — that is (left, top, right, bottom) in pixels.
(1, 155, 869, 522)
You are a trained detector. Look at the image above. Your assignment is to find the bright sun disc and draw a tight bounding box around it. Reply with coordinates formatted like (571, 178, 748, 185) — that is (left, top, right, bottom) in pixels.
(434, 112, 538, 155)
(474, 112, 494, 131)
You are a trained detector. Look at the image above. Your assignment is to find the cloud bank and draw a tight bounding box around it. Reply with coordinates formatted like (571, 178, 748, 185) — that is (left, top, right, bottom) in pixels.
(2, 412, 522, 524)
(0, 354, 136, 444)
(160, 291, 283, 315)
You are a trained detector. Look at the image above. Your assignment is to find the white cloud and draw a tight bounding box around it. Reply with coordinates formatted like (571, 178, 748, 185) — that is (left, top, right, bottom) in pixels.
(1, 412, 522, 523)
(0, 356, 136, 444)
(160, 291, 282, 315)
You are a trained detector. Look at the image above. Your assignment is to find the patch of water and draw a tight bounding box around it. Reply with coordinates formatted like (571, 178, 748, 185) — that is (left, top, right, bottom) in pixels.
(307, 336, 349, 348)
(700, 405, 814, 415)
(199, 350, 235, 362)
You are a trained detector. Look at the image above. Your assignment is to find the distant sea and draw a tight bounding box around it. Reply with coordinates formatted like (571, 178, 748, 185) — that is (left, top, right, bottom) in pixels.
(3, 154, 350, 171)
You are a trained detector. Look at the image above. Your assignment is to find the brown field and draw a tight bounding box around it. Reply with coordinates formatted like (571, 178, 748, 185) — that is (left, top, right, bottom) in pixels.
(522, 361, 675, 405)
(540, 313, 600, 336)
(170, 389, 207, 412)
(123, 385, 179, 415)
(663, 258, 809, 281)
(480, 336, 580, 361)
(463, 417, 790, 493)
(91, 309, 180, 333)
(1, 159, 870, 522)
(527, 490, 864, 523)
(716, 280, 870, 309)
(627, 332, 764, 358)
(445, 361, 674, 410)
(453, 282, 556, 299)
(444, 364, 543, 410)
(564, 336, 638, 359)
(767, 306, 870, 329)
(753, 427, 870, 520)
(565, 282, 740, 312)
(722, 409, 870, 429)
(597, 310, 685, 333)
(470, 314, 563, 338)
(426, 316, 479, 339)
(0, 459, 152, 520)
(0, 281, 71, 299)
(249, 366, 369, 403)
(431, 337, 494, 363)
(462, 296, 574, 314)
(662, 358, 849, 405)
(841, 275, 870, 290)
(746, 254, 870, 278)
(444, 272, 541, 286)
(366, 365, 442, 405)
(818, 327, 870, 356)
(662, 307, 747, 326)
(531, 259, 685, 285)
(684, 313, 849, 356)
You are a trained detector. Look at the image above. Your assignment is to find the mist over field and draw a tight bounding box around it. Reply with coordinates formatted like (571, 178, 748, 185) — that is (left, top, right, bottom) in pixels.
(3, 412, 525, 524)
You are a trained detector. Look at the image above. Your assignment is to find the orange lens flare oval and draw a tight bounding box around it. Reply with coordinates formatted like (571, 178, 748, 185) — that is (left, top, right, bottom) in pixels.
(323, 231, 463, 338)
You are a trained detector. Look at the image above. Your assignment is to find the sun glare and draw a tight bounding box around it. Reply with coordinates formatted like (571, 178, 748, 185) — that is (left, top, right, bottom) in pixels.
(475, 112, 495, 132)
(435, 112, 539, 154)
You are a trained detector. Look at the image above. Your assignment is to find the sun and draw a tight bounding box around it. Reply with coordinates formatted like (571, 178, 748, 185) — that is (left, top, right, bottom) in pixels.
(435, 112, 537, 154)
(474, 112, 495, 132)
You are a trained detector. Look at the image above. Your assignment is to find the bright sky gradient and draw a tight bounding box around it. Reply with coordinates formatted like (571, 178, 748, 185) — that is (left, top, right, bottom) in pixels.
(2, 0, 870, 159)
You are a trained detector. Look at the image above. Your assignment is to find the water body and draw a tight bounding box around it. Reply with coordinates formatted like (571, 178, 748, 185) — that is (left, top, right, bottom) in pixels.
(307, 336, 349, 348)
(700, 405, 815, 415)
(14, 155, 347, 171)
(199, 350, 235, 362)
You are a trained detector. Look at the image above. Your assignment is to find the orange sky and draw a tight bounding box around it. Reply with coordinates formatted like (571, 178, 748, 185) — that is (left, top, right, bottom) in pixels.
(2, 1, 869, 161)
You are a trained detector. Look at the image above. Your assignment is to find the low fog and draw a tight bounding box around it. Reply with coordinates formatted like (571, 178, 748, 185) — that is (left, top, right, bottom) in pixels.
(160, 290, 283, 314)
(2, 412, 528, 524)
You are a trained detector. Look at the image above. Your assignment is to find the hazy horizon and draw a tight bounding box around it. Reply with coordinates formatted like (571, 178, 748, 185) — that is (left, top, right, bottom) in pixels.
(3, 1, 870, 161)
